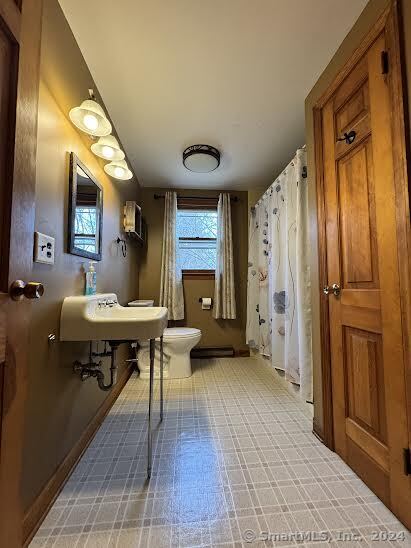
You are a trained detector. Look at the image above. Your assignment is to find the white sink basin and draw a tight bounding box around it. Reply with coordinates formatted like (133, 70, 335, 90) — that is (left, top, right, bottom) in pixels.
(60, 293, 168, 341)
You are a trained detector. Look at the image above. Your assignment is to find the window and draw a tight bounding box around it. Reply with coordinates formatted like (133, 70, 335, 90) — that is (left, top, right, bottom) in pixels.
(176, 209, 217, 275)
(74, 206, 98, 253)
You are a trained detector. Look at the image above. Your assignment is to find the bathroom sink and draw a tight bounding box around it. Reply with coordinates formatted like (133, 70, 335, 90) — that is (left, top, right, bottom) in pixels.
(60, 293, 168, 341)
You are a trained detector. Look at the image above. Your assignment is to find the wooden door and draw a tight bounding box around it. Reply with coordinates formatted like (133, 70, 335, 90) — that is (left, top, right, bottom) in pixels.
(0, 1, 43, 546)
(315, 5, 411, 529)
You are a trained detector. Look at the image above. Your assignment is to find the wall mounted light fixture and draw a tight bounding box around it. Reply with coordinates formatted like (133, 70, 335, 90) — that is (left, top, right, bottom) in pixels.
(69, 89, 112, 137)
(104, 159, 133, 181)
(91, 135, 125, 161)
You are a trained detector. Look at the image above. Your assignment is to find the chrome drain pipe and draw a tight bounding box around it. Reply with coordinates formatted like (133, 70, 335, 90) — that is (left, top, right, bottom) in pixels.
(73, 340, 131, 391)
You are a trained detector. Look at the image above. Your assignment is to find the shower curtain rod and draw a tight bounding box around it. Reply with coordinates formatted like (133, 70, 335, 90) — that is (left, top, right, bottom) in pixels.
(153, 193, 239, 202)
(250, 145, 306, 212)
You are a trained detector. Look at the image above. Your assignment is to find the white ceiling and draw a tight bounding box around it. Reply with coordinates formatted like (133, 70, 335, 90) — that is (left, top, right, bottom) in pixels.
(59, 0, 367, 190)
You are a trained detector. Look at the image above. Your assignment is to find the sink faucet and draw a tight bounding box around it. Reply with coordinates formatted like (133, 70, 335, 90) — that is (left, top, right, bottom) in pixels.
(98, 298, 117, 309)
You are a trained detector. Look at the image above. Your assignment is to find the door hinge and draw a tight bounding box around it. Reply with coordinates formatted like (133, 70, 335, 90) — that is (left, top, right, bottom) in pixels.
(381, 50, 389, 74)
(404, 448, 411, 475)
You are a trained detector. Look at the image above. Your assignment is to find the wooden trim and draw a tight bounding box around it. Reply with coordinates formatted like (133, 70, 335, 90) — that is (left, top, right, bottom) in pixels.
(22, 366, 133, 547)
(313, 417, 325, 444)
(386, 0, 411, 456)
(234, 346, 251, 358)
(191, 346, 235, 358)
(0, 0, 21, 41)
(183, 269, 215, 280)
(313, 105, 334, 450)
(312, 0, 411, 452)
(179, 237, 216, 241)
(177, 196, 218, 210)
(314, 5, 390, 109)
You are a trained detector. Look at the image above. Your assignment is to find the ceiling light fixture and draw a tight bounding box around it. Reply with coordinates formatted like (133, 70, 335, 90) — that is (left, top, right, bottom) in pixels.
(91, 135, 125, 161)
(183, 144, 220, 173)
(69, 89, 112, 137)
(104, 159, 133, 181)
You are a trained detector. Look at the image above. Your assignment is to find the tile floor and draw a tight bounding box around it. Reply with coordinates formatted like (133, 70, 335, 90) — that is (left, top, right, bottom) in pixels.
(30, 357, 410, 547)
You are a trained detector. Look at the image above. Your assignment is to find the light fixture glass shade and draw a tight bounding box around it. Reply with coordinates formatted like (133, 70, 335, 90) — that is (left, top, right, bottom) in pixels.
(104, 159, 133, 181)
(91, 135, 125, 161)
(69, 99, 112, 136)
(183, 144, 220, 173)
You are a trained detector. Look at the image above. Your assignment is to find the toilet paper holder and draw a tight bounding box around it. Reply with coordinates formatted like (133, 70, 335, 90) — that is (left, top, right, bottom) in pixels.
(198, 297, 212, 303)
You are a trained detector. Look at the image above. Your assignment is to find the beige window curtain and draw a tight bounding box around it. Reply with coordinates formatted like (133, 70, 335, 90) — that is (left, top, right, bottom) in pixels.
(159, 191, 185, 320)
(213, 193, 236, 319)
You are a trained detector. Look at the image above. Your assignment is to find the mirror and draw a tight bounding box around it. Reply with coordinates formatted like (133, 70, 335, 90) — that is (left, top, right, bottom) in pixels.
(68, 153, 103, 260)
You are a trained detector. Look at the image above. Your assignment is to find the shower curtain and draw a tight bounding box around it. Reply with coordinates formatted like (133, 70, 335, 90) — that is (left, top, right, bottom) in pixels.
(247, 147, 312, 401)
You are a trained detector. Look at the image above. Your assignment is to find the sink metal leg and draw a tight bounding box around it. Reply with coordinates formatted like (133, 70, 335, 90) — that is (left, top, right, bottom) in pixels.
(160, 335, 164, 422)
(147, 338, 155, 479)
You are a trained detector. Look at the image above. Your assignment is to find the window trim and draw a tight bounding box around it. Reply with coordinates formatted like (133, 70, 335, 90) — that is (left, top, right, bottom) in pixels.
(182, 269, 215, 280)
(177, 205, 217, 277)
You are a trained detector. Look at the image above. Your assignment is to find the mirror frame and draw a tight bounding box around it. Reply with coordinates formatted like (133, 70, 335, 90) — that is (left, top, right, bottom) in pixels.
(68, 152, 103, 261)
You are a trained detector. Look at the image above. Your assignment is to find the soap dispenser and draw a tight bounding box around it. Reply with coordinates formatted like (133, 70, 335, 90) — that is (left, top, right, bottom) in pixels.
(85, 261, 97, 295)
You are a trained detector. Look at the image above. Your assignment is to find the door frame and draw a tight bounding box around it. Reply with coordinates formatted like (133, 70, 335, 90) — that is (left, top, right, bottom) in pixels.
(313, 0, 411, 451)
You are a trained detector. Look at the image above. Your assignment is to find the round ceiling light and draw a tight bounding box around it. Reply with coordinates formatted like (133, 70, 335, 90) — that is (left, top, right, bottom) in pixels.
(183, 144, 220, 173)
(104, 159, 133, 181)
(91, 135, 125, 161)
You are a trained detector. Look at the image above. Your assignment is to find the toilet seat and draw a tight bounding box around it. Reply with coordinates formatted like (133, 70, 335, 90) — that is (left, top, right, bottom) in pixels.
(163, 327, 201, 340)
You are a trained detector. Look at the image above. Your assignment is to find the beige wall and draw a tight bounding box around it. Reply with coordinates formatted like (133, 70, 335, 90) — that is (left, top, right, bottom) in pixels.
(22, 0, 140, 511)
(247, 187, 267, 223)
(305, 0, 411, 436)
(138, 188, 248, 350)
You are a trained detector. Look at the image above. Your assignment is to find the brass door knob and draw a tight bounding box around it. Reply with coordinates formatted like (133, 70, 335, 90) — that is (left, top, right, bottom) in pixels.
(331, 283, 341, 297)
(323, 285, 330, 295)
(10, 280, 44, 301)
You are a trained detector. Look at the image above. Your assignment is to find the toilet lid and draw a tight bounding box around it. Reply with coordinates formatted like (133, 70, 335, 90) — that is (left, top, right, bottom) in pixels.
(163, 327, 201, 339)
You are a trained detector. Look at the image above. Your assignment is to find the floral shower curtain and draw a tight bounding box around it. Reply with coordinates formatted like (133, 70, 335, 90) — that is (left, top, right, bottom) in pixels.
(246, 147, 312, 401)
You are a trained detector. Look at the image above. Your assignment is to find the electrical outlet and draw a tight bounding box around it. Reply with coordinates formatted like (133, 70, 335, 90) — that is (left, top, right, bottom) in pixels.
(34, 232, 55, 265)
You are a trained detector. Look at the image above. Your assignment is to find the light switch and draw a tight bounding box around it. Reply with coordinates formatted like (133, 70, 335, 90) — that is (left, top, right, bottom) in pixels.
(34, 232, 55, 265)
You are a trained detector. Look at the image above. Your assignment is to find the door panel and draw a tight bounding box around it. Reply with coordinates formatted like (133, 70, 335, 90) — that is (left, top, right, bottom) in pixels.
(338, 140, 378, 287)
(0, 0, 42, 545)
(320, 25, 411, 528)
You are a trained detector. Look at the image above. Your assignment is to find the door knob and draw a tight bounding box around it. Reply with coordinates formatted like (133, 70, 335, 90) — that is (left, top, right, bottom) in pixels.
(10, 280, 44, 301)
(323, 285, 330, 295)
(331, 283, 341, 297)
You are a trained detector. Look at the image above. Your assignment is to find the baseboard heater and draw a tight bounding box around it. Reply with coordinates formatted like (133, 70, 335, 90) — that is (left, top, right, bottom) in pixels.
(191, 346, 234, 358)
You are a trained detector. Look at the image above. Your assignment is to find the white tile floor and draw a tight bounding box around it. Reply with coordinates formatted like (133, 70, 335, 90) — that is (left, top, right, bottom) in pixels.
(30, 357, 410, 547)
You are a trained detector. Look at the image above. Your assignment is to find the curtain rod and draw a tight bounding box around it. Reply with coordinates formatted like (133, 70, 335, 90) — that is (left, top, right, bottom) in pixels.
(153, 193, 239, 202)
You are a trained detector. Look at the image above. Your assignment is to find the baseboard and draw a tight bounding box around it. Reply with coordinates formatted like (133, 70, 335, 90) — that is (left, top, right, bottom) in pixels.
(191, 346, 234, 358)
(313, 416, 326, 445)
(23, 365, 133, 546)
(191, 345, 250, 359)
(234, 346, 250, 357)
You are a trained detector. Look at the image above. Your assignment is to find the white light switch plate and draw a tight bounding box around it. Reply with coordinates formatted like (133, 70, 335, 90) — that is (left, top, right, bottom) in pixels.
(34, 232, 55, 265)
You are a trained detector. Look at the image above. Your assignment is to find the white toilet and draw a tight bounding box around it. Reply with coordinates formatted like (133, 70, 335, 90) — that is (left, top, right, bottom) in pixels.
(128, 300, 202, 379)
